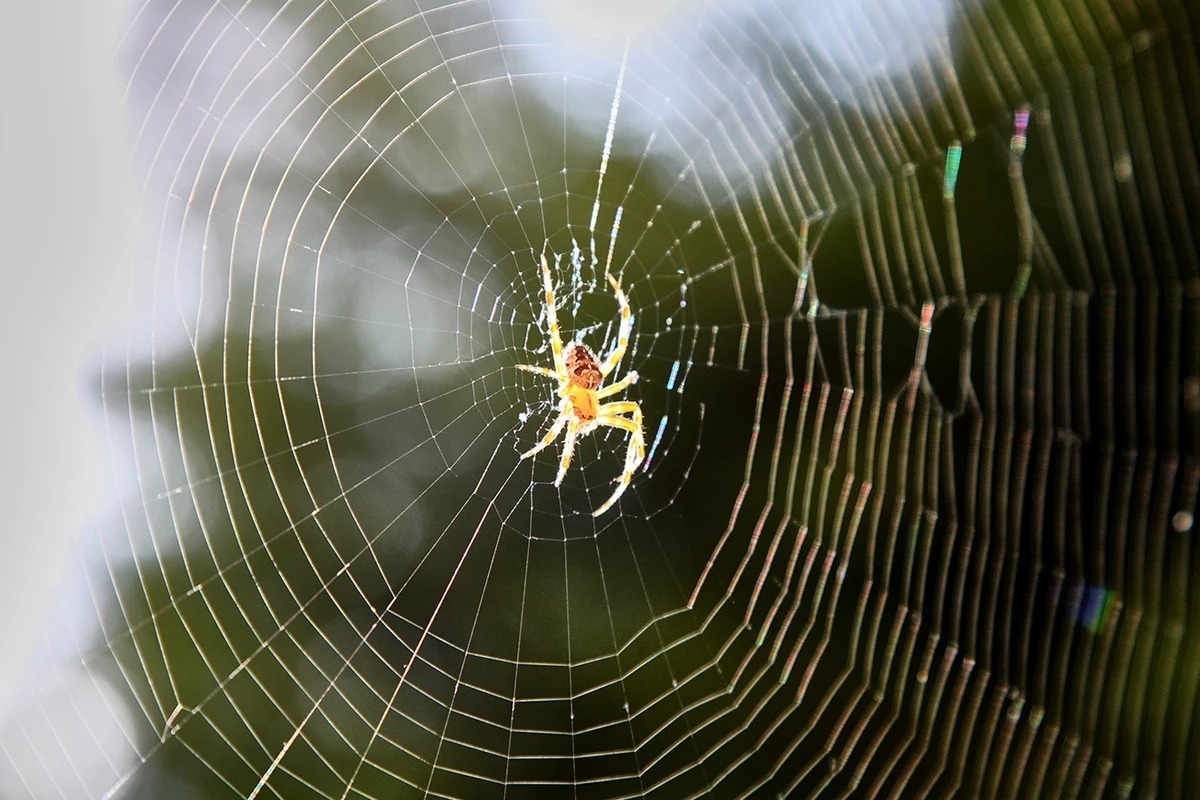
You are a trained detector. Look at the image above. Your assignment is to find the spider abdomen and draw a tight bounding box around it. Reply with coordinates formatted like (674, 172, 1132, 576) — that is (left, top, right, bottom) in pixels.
(565, 344, 602, 390)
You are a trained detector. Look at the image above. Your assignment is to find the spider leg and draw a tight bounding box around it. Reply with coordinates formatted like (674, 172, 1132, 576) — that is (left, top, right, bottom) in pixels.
(555, 417, 580, 486)
(516, 364, 560, 380)
(590, 402, 645, 516)
(594, 370, 638, 399)
(594, 402, 645, 466)
(540, 253, 567, 375)
(520, 399, 571, 460)
(599, 272, 633, 379)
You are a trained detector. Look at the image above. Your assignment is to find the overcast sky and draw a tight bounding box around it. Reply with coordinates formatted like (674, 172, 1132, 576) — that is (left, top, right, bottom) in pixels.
(0, 0, 137, 701)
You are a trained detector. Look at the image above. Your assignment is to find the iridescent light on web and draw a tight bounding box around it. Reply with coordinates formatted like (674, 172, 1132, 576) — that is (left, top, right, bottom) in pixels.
(943, 142, 962, 198)
(643, 414, 669, 469)
(1078, 586, 1114, 632)
(1011, 105, 1030, 157)
(666, 360, 681, 390)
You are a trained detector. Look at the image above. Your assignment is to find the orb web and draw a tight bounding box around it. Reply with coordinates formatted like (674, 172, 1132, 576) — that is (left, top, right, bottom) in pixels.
(1, 0, 1198, 798)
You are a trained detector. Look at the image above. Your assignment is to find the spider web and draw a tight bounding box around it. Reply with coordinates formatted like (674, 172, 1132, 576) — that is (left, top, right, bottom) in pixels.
(2, 0, 1198, 797)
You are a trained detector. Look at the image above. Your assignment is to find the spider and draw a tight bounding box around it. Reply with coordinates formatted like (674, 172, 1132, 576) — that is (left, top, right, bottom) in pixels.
(517, 254, 645, 516)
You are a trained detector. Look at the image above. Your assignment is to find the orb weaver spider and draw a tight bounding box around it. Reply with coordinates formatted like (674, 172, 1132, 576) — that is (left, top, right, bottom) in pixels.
(517, 254, 646, 516)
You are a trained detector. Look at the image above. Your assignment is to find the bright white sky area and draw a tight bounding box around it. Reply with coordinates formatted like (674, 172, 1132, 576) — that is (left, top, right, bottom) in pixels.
(0, 1, 136, 702)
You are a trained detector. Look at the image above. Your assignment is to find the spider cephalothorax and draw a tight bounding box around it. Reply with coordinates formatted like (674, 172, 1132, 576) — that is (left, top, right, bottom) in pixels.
(517, 255, 645, 516)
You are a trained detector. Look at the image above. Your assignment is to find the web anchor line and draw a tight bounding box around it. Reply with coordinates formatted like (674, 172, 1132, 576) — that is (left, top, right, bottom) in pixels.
(589, 38, 630, 269)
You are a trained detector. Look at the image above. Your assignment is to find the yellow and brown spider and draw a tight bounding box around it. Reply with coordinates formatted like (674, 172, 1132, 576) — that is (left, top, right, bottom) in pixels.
(517, 254, 645, 516)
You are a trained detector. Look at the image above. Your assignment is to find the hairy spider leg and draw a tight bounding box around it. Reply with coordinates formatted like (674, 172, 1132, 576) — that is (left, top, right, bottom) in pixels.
(555, 418, 580, 486)
(595, 369, 638, 400)
(540, 254, 566, 375)
(515, 364, 559, 379)
(591, 401, 645, 462)
(588, 403, 645, 517)
(519, 398, 571, 460)
(599, 273, 632, 379)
